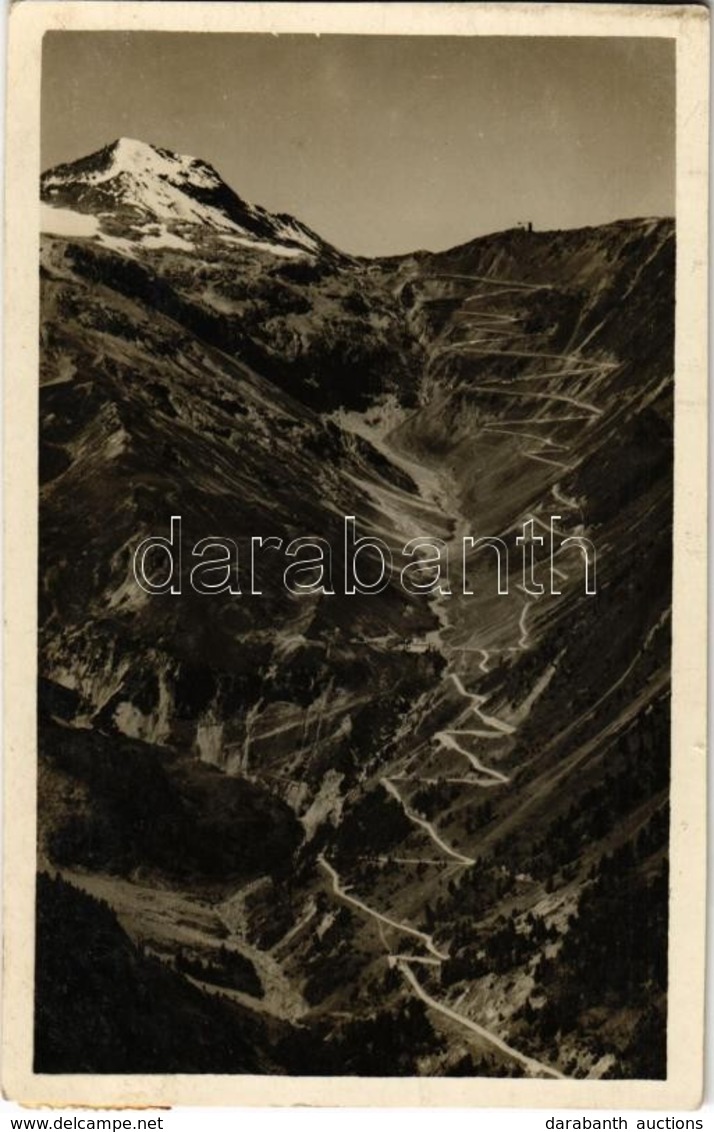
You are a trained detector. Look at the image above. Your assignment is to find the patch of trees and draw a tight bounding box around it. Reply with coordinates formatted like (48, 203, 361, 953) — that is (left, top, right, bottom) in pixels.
(324, 999, 443, 1075)
(500, 637, 561, 717)
(41, 719, 301, 883)
(493, 697, 670, 880)
(415, 794, 495, 836)
(37, 677, 84, 722)
(271, 258, 331, 285)
(440, 858, 516, 925)
(34, 873, 284, 1073)
(174, 944, 263, 998)
(334, 789, 413, 867)
(303, 936, 365, 1007)
(259, 650, 330, 709)
(619, 1003, 667, 1080)
(530, 836, 669, 1078)
(411, 781, 461, 820)
(334, 659, 442, 781)
(465, 799, 495, 835)
(442, 1051, 525, 1078)
(442, 907, 554, 986)
(568, 845, 668, 999)
(243, 878, 298, 949)
(300, 419, 346, 461)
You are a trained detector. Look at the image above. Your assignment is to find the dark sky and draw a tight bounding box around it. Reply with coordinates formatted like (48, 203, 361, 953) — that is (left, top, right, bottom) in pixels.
(41, 32, 675, 256)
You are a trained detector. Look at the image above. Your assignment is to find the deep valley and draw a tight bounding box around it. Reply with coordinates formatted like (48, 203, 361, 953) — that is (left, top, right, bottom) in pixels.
(37, 138, 674, 1080)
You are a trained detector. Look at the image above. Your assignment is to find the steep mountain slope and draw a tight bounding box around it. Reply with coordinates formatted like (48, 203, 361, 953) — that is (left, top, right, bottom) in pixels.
(315, 221, 672, 1078)
(38, 140, 673, 1078)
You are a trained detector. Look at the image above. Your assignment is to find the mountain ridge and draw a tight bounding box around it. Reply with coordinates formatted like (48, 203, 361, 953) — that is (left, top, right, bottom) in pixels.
(42, 136, 338, 259)
(42, 136, 673, 263)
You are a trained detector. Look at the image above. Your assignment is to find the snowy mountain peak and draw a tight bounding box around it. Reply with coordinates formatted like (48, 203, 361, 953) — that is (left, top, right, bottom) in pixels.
(105, 137, 223, 189)
(42, 137, 226, 209)
(110, 136, 162, 162)
(41, 138, 331, 258)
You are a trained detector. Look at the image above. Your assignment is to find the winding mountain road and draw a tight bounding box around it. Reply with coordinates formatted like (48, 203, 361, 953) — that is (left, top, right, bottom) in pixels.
(381, 776, 476, 866)
(318, 854, 449, 961)
(397, 959, 565, 1080)
(314, 266, 609, 1080)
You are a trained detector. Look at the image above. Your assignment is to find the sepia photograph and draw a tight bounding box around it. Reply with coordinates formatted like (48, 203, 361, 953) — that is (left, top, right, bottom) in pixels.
(2, 0, 709, 1111)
